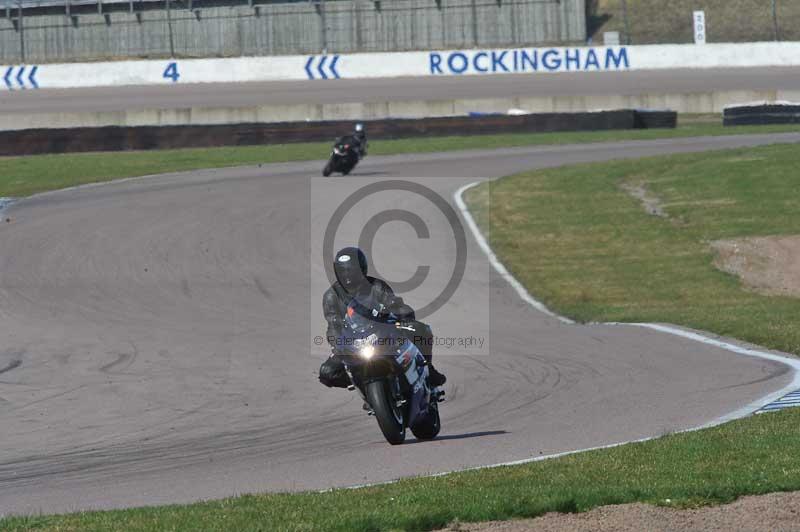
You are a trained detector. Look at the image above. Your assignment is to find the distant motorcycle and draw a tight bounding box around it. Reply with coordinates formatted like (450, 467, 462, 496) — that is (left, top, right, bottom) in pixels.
(338, 302, 444, 444)
(322, 136, 360, 177)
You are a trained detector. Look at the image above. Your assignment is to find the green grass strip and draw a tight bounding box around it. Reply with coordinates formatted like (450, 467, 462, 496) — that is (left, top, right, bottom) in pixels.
(465, 142, 800, 355)
(2, 408, 798, 531)
(0, 123, 797, 198)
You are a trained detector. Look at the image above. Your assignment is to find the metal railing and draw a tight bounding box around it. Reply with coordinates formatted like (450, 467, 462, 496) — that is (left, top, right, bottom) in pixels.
(5, 0, 799, 64)
(5, 0, 153, 60)
(1, 0, 578, 64)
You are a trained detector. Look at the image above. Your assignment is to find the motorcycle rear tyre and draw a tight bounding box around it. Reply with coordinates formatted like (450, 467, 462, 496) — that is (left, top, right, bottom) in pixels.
(366, 380, 406, 445)
(411, 402, 441, 440)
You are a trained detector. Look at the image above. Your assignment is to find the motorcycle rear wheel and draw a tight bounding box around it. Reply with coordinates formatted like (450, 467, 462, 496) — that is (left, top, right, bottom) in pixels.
(411, 402, 441, 440)
(366, 380, 406, 445)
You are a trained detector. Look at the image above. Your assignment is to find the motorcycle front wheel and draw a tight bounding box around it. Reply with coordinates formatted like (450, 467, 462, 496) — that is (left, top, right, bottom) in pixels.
(366, 379, 406, 445)
(322, 160, 333, 177)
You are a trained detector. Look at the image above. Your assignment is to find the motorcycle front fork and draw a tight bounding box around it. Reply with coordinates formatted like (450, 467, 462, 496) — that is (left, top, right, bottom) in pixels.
(390, 378, 407, 408)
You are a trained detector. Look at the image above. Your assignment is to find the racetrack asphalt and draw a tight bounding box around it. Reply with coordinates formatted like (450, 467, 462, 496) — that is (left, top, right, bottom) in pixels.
(1, 133, 799, 516)
(1, 67, 799, 114)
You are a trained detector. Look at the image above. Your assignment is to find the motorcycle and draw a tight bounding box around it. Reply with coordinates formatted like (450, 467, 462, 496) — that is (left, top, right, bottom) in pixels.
(322, 136, 360, 177)
(338, 303, 444, 444)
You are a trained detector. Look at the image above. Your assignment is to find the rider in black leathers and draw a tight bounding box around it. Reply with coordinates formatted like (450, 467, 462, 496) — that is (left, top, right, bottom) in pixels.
(319, 247, 446, 389)
(352, 123, 367, 159)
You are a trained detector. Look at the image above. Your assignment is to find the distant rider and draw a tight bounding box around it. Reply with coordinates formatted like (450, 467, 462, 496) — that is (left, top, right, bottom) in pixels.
(319, 247, 446, 389)
(352, 123, 368, 159)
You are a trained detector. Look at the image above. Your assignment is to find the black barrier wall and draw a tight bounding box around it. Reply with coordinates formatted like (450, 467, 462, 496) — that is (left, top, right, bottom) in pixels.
(724, 104, 800, 126)
(0, 110, 677, 156)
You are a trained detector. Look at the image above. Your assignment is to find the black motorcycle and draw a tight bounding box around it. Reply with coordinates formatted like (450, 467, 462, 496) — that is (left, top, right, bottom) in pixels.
(338, 302, 444, 444)
(322, 136, 360, 177)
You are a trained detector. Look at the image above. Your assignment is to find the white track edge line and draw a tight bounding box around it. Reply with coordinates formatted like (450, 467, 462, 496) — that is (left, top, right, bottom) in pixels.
(450, 181, 800, 445)
(453, 182, 575, 324)
(323, 184, 800, 495)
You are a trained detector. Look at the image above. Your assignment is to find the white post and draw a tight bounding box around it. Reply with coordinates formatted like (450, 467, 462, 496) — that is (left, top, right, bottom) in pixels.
(693, 10, 706, 44)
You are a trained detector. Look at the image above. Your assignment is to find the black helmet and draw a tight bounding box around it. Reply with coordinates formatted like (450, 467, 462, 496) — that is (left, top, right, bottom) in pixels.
(334, 247, 368, 293)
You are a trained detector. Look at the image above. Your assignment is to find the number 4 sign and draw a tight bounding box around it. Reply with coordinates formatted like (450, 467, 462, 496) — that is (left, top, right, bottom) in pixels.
(163, 62, 180, 83)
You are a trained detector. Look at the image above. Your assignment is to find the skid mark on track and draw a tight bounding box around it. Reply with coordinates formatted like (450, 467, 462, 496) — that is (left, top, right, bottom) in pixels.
(465, 355, 492, 373)
(0, 349, 24, 376)
(99, 353, 132, 373)
(0, 415, 358, 488)
(13, 384, 89, 412)
(708, 363, 792, 392)
(99, 343, 138, 374)
(181, 279, 192, 299)
(253, 276, 272, 300)
(0, 359, 21, 375)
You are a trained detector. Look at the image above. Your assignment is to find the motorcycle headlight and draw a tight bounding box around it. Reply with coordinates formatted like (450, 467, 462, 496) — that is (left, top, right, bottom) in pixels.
(354, 333, 378, 359)
(359, 344, 376, 359)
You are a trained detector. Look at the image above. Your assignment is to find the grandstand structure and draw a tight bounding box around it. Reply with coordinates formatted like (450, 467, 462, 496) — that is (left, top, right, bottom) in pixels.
(0, 0, 586, 63)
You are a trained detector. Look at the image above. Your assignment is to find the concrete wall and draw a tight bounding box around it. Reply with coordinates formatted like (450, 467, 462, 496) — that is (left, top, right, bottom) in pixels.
(0, 0, 586, 63)
(3, 90, 798, 131)
(6, 42, 800, 90)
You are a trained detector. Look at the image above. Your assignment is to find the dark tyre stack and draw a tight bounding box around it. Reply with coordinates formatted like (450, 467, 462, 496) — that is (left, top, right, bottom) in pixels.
(724, 104, 800, 126)
(633, 110, 678, 129)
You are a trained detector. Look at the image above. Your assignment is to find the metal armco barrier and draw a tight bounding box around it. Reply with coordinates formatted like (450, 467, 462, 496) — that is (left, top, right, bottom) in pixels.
(0, 110, 676, 156)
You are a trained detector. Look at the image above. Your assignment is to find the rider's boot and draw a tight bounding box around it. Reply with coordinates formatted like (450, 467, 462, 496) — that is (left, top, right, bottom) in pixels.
(428, 366, 447, 387)
(424, 355, 446, 387)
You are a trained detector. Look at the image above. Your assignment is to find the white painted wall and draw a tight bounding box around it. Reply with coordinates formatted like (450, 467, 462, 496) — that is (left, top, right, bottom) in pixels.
(2, 42, 800, 91)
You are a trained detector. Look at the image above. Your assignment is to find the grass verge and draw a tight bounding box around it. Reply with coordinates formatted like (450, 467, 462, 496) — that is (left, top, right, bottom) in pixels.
(2, 408, 799, 531)
(465, 142, 800, 355)
(0, 122, 797, 198)
(589, 0, 800, 44)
